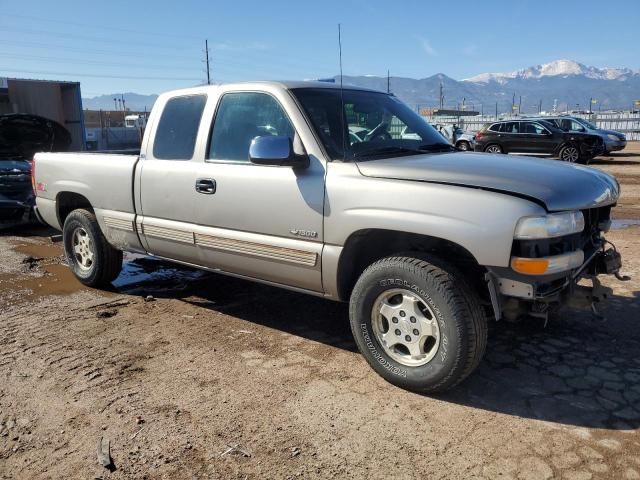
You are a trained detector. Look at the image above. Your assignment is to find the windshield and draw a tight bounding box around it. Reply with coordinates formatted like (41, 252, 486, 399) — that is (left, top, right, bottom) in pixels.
(291, 88, 451, 160)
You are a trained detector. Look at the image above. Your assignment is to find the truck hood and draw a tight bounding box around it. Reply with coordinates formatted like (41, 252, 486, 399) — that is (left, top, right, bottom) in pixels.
(356, 152, 619, 211)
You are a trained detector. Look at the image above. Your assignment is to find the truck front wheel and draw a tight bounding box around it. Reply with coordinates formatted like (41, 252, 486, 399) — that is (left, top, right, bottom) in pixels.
(349, 255, 487, 393)
(63, 209, 123, 287)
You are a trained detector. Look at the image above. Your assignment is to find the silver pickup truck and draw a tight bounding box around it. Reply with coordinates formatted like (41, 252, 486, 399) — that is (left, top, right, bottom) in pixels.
(33, 81, 625, 393)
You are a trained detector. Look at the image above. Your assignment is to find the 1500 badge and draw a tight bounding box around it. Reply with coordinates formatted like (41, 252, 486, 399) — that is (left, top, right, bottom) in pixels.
(290, 229, 317, 238)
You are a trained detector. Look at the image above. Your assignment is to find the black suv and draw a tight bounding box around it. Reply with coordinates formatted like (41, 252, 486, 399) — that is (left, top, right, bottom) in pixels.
(474, 119, 604, 163)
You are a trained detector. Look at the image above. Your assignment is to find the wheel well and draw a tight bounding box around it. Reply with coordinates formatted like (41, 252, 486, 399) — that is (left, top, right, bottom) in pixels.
(336, 229, 486, 301)
(56, 192, 93, 227)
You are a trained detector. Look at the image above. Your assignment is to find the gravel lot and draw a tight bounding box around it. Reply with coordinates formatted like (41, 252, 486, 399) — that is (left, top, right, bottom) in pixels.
(1, 146, 639, 479)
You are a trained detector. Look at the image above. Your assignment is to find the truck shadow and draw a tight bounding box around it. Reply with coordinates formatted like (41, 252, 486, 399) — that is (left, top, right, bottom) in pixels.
(115, 256, 640, 431)
(441, 303, 640, 431)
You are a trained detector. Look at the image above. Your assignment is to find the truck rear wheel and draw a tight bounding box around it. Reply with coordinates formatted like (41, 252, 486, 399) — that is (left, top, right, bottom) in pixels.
(349, 255, 487, 393)
(63, 209, 123, 287)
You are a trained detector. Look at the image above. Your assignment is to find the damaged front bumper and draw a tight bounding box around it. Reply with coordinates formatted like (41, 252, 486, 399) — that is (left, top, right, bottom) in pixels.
(486, 241, 627, 322)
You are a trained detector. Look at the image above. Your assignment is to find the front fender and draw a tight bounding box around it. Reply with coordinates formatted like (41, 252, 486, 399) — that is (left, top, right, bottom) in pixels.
(325, 162, 546, 268)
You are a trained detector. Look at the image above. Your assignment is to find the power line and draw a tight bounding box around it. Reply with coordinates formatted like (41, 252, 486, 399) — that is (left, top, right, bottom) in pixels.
(0, 24, 198, 51)
(0, 68, 203, 82)
(2, 13, 204, 41)
(0, 53, 198, 71)
(0, 39, 201, 62)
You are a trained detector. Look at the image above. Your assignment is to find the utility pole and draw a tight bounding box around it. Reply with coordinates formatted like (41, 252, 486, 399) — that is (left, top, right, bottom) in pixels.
(439, 80, 444, 110)
(205, 39, 211, 85)
(518, 95, 522, 115)
(387, 69, 390, 93)
(495, 101, 498, 120)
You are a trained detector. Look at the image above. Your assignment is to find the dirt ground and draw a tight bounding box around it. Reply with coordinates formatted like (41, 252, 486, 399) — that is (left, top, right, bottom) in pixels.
(1, 145, 640, 480)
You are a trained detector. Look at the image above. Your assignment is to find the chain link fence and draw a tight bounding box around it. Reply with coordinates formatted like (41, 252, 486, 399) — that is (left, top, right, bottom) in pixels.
(420, 112, 640, 141)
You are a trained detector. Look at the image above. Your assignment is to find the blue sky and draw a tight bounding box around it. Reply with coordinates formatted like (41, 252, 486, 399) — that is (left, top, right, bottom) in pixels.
(1, 0, 639, 97)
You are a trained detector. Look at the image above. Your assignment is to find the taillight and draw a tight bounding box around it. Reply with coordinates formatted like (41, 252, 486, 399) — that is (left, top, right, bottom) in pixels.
(31, 158, 36, 195)
(475, 132, 483, 140)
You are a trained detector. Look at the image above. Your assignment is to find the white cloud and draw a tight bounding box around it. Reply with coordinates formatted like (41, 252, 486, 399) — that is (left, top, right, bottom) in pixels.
(415, 36, 437, 56)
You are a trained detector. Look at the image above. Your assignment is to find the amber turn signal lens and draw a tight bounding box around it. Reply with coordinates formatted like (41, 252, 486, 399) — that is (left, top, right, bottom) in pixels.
(511, 257, 549, 275)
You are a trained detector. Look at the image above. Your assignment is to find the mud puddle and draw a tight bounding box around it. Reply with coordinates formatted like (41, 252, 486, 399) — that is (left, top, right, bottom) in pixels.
(13, 242, 64, 258)
(0, 263, 88, 305)
(113, 253, 210, 295)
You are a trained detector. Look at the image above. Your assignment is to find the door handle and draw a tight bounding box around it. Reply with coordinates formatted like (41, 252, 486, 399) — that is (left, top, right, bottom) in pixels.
(195, 178, 216, 194)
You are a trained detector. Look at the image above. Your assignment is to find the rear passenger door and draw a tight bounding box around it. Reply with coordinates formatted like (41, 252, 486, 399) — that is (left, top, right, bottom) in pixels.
(138, 93, 208, 264)
(499, 121, 521, 152)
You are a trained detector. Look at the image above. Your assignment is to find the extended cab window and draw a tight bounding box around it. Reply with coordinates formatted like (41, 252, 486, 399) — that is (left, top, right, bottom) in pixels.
(208, 92, 294, 162)
(153, 95, 206, 160)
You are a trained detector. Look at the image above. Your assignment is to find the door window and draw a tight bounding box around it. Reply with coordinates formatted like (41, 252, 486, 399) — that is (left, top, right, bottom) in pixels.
(570, 120, 586, 132)
(208, 92, 295, 162)
(153, 95, 207, 160)
(522, 122, 547, 134)
(502, 122, 520, 133)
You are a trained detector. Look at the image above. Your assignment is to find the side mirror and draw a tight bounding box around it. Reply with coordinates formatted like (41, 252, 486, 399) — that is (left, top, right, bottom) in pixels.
(249, 136, 309, 169)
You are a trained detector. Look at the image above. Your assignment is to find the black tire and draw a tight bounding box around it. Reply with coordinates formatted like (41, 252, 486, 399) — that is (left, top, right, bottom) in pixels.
(349, 255, 488, 393)
(63, 209, 123, 287)
(456, 141, 470, 151)
(558, 144, 580, 163)
(484, 144, 503, 154)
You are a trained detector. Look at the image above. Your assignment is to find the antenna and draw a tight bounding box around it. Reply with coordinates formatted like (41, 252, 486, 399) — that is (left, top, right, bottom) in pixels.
(338, 23, 346, 158)
(205, 39, 211, 85)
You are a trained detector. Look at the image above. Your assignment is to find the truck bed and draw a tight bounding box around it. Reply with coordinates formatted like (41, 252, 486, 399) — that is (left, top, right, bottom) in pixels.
(33, 152, 139, 230)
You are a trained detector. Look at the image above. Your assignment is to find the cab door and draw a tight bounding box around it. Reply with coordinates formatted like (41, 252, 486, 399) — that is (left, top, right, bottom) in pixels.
(137, 93, 208, 264)
(191, 89, 326, 292)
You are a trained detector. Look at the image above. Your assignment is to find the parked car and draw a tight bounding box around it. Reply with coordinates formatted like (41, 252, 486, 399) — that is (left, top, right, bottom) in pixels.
(535, 116, 626, 155)
(0, 159, 34, 225)
(435, 124, 476, 151)
(33, 82, 624, 393)
(474, 119, 604, 163)
(0, 114, 71, 225)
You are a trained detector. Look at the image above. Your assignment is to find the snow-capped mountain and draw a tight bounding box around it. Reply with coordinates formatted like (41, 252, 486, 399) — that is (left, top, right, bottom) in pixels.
(465, 59, 635, 84)
(335, 59, 639, 113)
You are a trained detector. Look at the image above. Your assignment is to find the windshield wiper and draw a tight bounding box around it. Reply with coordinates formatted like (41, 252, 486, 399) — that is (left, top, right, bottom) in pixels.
(352, 146, 425, 159)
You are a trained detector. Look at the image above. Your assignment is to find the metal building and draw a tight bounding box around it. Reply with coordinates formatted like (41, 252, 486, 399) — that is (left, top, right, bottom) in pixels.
(0, 77, 86, 151)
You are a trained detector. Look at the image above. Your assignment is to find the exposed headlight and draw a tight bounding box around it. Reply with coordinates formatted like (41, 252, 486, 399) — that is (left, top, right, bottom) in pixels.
(514, 211, 585, 239)
(607, 134, 620, 141)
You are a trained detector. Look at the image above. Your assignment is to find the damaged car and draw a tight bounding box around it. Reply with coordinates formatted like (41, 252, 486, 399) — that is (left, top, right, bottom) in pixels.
(0, 113, 71, 226)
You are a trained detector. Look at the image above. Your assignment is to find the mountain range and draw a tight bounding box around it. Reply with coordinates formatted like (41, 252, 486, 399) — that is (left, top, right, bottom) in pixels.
(81, 60, 640, 113)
